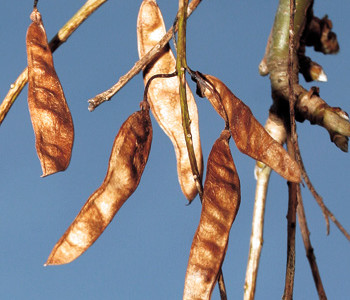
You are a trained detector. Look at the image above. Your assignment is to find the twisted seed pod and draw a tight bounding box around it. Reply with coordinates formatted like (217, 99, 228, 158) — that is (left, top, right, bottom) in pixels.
(183, 130, 240, 300)
(203, 75, 301, 183)
(137, 0, 203, 201)
(45, 109, 152, 265)
(26, 8, 74, 176)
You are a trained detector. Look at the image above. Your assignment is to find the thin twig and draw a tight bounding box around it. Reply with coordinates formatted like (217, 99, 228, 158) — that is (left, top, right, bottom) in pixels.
(244, 109, 288, 300)
(0, 0, 108, 126)
(292, 142, 350, 240)
(283, 179, 298, 300)
(282, 1, 298, 299)
(87, 0, 202, 111)
(323, 207, 350, 241)
(295, 148, 330, 232)
(297, 191, 328, 299)
(299, 153, 350, 240)
(177, 0, 226, 298)
(176, 0, 202, 200)
(244, 163, 272, 300)
(217, 269, 228, 300)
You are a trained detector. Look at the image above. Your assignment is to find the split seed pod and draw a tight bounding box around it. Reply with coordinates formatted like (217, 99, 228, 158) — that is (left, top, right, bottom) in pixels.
(45, 109, 152, 265)
(201, 75, 301, 183)
(183, 130, 240, 300)
(137, 0, 203, 201)
(26, 8, 74, 176)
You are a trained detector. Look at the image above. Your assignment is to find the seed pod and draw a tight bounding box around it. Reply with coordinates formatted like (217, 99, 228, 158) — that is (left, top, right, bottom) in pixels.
(202, 75, 301, 183)
(183, 130, 240, 300)
(137, 0, 203, 201)
(26, 8, 74, 176)
(45, 109, 152, 265)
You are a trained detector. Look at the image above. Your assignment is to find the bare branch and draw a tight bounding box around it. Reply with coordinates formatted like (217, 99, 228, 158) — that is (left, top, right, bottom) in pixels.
(283, 1, 298, 299)
(178, 1, 226, 298)
(282, 179, 298, 300)
(217, 269, 228, 300)
(87, 0, 202, 111)
(294, 143, 350, 240)
(176, 0, 203, 200)
(245, 111, 288, 300)
(297, 192, 327, 299)
(296, 88, 350, 151)
(244, 163, 271, 300)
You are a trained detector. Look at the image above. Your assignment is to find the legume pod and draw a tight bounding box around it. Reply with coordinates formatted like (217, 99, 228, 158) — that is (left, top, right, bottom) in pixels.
(46, 108, 152, 265)
(137, 0, 203, 201)
(184, 130, 240, 300)
(202, 75, 301, 183)
(26, 8, 74, 176)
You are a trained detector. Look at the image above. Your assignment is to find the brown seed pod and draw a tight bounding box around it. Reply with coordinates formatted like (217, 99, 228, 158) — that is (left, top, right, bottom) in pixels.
(26, 8, 74, 176)
(137, 0, 203, 201)
(45, 109, 152, 265)
(202, 74, 301, 183)
(183, 130, 240, 300)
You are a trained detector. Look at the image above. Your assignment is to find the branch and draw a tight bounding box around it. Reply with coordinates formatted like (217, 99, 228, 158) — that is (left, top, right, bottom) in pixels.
(217, 269, 228, 300)
(0, 0, 108, 126)
(177, 0, 226, 298)
(176, 0, 203, 198)
(266, 0, 350, 151)
(283, 1, 298, 298)
(297, 192, 327, 299)
(244, 111, 287, 300)
(267, 0, 350, 240)
(293, 144, 350, 240)
(282, 182, 298, 300)
(87, 0, 202, 111)
(244, 163, 271, 300)
(299, 157, 350, 240)
(296, 88, 350, 152)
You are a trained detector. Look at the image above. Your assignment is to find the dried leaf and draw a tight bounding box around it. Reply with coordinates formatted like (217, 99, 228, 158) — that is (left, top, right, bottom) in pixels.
(26, 8, 74, 176)
(45, 109, 152, 265)
(183, 130, 240, 300)
(137, 0, 203, 201)
(203, 75, 301, 183)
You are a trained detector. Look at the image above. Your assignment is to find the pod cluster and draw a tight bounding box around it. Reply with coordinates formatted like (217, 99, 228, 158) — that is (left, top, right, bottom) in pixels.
(25, 2, 301, 299)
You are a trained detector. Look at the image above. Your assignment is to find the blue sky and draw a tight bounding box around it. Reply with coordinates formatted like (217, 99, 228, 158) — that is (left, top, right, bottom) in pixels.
(1, 1, 349, 299)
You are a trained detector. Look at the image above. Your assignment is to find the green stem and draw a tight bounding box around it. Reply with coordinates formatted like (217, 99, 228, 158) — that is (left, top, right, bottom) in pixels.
(176, 1, 227, 299)
(176, 0, 203, 198)
(268, 0, 312, 97)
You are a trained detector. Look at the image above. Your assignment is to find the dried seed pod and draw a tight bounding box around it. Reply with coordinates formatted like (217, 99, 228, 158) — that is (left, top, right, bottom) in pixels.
(45, 109, 152, 265)
(26, 8, 74, 176)
(137, 0, 203, 201)
(183, 130, 240, 300)
(202, 75, 301, 183)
